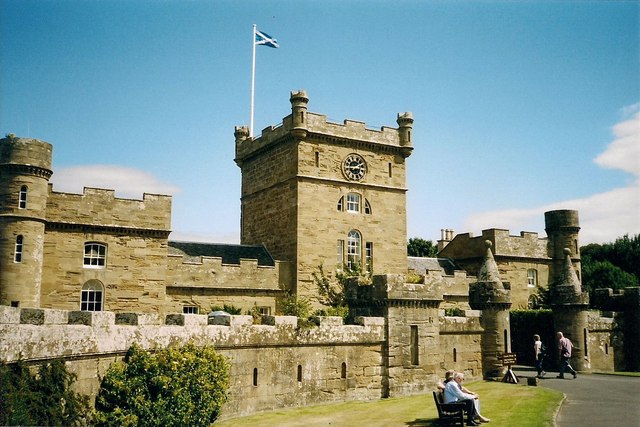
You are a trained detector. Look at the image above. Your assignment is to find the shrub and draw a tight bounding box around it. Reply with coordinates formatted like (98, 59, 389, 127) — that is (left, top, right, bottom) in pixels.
(210, 304, 242, 315)
(94, 343, 229, 427)
(0, 359, 90, 426)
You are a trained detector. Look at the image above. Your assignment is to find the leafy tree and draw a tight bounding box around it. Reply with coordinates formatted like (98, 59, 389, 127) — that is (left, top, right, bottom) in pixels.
(0, 359, 90, 426)
(407, 237, 438, 257)
(276, 293, 312, 318)
(581, 234, 640, 281)
(582, 260, 639, 300)
(210, 304, 242, 315)
(94, 343, 229, 427)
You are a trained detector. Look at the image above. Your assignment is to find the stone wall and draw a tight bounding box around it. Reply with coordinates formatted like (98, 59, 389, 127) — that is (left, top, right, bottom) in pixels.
(45, 187, 172, 230)
(164, 254, 294, 314)
(0, 306, 385, 420)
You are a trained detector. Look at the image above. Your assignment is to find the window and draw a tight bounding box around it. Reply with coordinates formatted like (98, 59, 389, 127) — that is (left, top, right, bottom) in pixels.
(365, 242, 373, 273)
(388, 163, 392, 177)
(337, 239, 344, 270)
(81, 280, 103, 311)
(19, 185, 27, 209)
(183, 306, 198, 314)
(347, 230, 361, 269)
(257, 306, 271, 315)
(527, 269, 538, 288)
(14, 235, 23, 263)
(84, 243, 107, 268)
(297, 365, 303, 382)
(410, 325, 419, 365)
(315, 151, 319, 167)
(346, 193, 360, 213)
(337, 196, 344, 211)
(341, 362, 347, 379)
(253, 368, 258, 386)
(364, 199, 372, 215)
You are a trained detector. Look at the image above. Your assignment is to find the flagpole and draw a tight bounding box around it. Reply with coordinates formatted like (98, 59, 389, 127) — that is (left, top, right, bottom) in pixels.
(250, 24, 257, 138)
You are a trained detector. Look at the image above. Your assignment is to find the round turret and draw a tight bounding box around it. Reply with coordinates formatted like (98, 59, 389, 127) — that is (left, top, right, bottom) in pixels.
(545, 209, 580, 260)
(0, 135, 52, 308)
(290, 90, 309, 139)
(396, 112, 413, 158)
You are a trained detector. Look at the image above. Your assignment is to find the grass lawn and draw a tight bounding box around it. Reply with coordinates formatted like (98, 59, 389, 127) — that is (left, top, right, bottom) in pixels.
(214, 381, 563, 426)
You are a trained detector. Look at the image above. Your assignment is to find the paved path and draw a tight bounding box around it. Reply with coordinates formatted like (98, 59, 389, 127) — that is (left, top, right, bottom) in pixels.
(514, 366, 640, 427)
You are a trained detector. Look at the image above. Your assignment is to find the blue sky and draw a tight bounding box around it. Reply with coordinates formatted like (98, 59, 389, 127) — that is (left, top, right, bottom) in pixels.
(1, 0, 638, 245)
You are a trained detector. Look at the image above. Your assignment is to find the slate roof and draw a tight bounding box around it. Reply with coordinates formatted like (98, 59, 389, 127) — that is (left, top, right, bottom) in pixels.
(168, 241, 276, 266)
(407, 256, 460, 275)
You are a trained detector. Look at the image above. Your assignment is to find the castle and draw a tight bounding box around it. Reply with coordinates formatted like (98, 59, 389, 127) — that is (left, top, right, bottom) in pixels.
(0, 91, 634, 419)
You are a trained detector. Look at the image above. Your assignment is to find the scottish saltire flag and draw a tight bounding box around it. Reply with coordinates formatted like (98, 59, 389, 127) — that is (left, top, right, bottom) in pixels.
(255, 29, 279, 48)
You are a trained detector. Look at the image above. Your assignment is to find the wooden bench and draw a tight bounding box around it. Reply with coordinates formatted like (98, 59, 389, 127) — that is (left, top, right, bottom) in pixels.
(432, 391, 466, 426)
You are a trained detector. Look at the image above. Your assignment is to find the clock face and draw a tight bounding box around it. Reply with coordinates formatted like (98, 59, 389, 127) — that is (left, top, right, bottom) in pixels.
(342, 154, 367, 181)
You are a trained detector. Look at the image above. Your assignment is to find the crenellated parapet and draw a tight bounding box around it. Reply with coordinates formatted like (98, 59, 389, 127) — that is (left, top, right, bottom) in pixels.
(235, 90, 413, 164)
(46, 186, 172, 233)
(0, 306, 385, 363)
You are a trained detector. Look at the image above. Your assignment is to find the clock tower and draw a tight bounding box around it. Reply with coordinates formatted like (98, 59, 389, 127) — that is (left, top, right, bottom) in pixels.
(235, 91, 413, 300)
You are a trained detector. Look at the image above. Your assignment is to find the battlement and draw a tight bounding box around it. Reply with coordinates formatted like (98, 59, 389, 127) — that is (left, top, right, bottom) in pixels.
(235, 90, 412, 162)
(440, 228, 549, 259)
(46, 185, 172, 231)
(0, 305, 385, 363)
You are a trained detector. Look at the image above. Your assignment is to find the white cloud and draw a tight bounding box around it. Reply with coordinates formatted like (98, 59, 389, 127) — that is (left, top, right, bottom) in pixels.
(50, 165, 180, 199)
(463, 106, 640, 245)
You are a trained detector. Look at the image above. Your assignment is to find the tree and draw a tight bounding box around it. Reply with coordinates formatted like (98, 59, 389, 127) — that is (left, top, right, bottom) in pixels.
(581, 260, 638, 300)
(581, 234, 640, 281)
(94, 343, 229, 427)
(0, 359, 90, 426)
(407, 237, 438, 257)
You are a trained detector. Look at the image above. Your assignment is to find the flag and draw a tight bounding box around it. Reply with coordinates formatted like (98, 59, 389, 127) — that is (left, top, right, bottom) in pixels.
(255, 29, 279, 48)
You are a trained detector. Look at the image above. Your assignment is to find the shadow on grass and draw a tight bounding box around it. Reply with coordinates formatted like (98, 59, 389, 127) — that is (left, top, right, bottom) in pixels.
(405, 418, 439, 426)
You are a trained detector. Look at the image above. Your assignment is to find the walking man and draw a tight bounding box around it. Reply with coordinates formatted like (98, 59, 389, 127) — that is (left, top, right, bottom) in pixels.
(533, 334, 546, 378)
(556, 331, 578, 379)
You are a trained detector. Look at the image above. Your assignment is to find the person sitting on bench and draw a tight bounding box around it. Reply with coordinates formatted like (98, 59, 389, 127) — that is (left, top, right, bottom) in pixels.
(444, 372, 490, 425)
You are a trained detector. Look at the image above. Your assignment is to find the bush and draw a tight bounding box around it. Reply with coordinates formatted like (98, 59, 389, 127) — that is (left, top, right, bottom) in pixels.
(94, 343, 229, 427)
(0, 359, 90, 426)
(210, 304, 242, 315)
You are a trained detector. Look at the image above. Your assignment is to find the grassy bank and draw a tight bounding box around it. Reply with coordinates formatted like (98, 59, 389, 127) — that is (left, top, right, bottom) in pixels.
(215, 381, 563, 426)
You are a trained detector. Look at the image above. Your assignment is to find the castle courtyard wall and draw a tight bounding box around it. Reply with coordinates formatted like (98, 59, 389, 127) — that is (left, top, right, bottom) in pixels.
(0, 306, 386, 420)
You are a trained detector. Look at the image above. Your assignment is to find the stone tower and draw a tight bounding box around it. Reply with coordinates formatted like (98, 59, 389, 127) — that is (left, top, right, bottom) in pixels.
(550, 248, 590, 371)
(545, 209, 589, 371)
(235, 90, 413, 299)
(545, 209, 581, 282)
(469, 240, 512, 379)
(0, 135, 52, 308)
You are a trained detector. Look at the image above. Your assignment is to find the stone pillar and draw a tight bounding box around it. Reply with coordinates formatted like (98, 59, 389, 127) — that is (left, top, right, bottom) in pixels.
(551, 248, 590, 372)
(468, 241, 512, 379)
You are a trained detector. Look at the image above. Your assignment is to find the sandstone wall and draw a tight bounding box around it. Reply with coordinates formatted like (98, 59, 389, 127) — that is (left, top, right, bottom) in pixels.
(0, 306, 385, 419)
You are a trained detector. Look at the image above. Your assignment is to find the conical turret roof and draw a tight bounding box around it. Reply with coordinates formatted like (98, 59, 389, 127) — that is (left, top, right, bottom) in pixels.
(476, 240, 504, 290)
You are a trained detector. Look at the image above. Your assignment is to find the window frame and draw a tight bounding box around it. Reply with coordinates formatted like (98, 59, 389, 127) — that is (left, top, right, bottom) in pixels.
(14, 235, 23, 263)
(84, 242, 107, 269)
(346, 193, 361, 213)
(19, 185, 28, 209)
(347, 230, 361, 269)
(80, 280, 104, 312)
(527, 268, 538, 288)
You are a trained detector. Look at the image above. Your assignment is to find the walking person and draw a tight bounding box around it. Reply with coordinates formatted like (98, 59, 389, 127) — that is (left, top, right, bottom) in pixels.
(556, 331, 578, 379)
(533, 334, 546, 378)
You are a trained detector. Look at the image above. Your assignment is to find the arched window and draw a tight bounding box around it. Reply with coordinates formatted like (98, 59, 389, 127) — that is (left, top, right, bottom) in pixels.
(346, 193, 360, 213)
(364, 199, 372, 215)
(347, 230, 361, 269)
(14, 235, 24, 263)
(84, 242, 107, 268)
(337, 196, 344, 211)
(19, 185, 28, 209)
(341, 362, 347, 379)
(81, 280, 104, 311)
